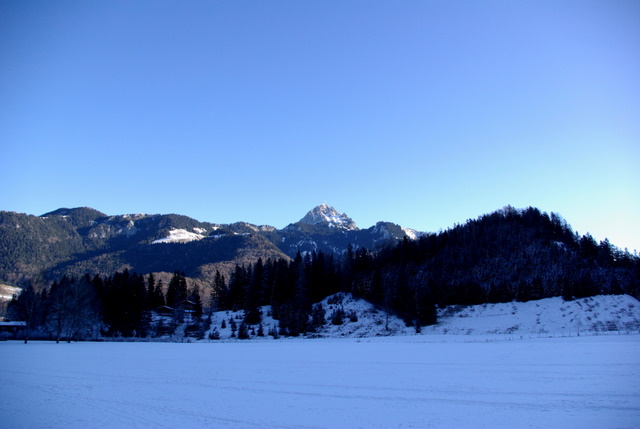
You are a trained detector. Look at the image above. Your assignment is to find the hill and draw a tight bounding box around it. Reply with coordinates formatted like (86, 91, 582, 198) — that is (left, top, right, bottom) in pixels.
(0, 204, 418, 285)
(205, 293, 640, 340)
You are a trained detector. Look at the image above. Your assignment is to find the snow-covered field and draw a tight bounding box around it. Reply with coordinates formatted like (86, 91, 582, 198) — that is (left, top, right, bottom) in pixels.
(2, 335, 639, 429)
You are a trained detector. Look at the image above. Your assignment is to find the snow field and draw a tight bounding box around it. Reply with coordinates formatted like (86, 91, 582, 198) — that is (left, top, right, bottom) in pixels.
(206, 294, 640, 340)
(151, 228, 205, 244)
(426, 294, 640, 337)
(2, 335, 639, 429)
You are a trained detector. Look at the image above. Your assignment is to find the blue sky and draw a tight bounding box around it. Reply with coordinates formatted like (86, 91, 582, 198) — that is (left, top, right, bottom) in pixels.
(1, 1, 639, 252)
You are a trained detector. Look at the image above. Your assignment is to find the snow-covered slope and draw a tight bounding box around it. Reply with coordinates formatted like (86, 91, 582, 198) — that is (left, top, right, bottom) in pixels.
(151, 228, 205, 244)
(425, 294, 640, 336)
(0, 284, 21, 301)
(205, 293, 640, 340)
(312, 294, 640, 338)
(401, 226, 425, 240)
(312, 293, 413, 337)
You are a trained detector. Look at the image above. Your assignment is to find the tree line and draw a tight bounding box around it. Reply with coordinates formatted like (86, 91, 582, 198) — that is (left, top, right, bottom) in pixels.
(7, 207, 639, 341)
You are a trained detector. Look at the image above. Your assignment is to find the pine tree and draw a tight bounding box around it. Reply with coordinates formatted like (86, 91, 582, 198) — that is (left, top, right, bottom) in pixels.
(330, 306, 345, 325)
(244, 258, 264, 324)
(154, 280, 165, 307)
(310, 303, 326, 329)
(167, 271, 188, 308)
(210, 270, 227, 312)
(188, 287, 203, 320)
(228, 265, 248, 311)
(146, 273, 156, 310)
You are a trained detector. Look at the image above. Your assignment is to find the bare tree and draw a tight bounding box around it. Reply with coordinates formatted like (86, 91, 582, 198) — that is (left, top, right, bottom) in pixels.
(7, 281, 41, 343)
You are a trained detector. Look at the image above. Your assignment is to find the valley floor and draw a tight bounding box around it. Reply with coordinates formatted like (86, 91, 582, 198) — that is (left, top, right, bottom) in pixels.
(2, 335, 639, 429)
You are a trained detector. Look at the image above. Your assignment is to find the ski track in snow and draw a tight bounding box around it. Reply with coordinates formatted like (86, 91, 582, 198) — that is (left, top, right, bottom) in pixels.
(2, 336, 640, 429)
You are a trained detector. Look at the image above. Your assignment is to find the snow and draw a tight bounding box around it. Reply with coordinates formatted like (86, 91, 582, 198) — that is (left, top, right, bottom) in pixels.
(425, 295, 640, 337)
(0, 284, 22, 301)
(151, 229, 205, 244)
(1, 335, 639, 428)
(402, 226, 425, 240)
(310, 293, 415, 337)
(211, 293, 640, 340)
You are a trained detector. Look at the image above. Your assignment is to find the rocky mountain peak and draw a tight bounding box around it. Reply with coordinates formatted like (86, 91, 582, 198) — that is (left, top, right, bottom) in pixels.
(299, 204, 358, 230)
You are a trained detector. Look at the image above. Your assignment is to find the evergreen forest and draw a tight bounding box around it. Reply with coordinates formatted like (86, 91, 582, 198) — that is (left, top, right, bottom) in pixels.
(7, 207, 639, 342)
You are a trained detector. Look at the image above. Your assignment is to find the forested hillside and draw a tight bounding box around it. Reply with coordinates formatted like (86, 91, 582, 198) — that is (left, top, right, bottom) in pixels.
(0, 205, 415, 285)
(6, 206, 639, 341)
(0, 208, 288, 285)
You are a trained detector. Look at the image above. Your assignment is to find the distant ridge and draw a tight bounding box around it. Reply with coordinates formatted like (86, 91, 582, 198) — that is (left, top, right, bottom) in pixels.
(0, 204, 418, 284)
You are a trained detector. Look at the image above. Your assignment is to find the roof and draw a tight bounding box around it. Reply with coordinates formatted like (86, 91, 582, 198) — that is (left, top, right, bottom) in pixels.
(0, 321, 27, 327)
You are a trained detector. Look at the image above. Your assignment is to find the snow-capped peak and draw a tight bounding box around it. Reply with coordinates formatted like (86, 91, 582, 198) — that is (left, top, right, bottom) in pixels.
(299, 204, 358, 230)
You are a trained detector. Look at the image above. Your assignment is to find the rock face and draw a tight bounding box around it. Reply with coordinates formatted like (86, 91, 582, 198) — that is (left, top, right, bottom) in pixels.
(299, 204, 358, 230)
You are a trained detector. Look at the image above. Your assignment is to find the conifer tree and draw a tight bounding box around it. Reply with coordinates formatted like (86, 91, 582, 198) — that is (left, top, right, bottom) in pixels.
(188, 287, 203, 320)
(310, 303, 326, 330)
(146, 273, 156, 310)
(210, 270, 227, 311)
(244, 258, 264, 324)
(228, 265, 248, 311)
(167, 271, 188, 307)
(154, 279, 165, 307)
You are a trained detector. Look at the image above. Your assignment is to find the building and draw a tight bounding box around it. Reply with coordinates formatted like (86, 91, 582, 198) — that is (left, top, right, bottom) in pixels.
(0, 321, 27, 340)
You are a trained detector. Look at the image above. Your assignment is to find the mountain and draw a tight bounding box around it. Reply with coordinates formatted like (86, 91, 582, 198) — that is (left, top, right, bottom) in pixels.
(0, 204, 418, 285)
(267, 205, 422, 258)
(0, 209, 285, 285)
(5, 204, 639, 342)
(299, 204, 357, 230)
(5, 203, 636, 305)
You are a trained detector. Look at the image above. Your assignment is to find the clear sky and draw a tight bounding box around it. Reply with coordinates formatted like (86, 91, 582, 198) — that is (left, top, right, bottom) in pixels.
(1, 1, 639, 252)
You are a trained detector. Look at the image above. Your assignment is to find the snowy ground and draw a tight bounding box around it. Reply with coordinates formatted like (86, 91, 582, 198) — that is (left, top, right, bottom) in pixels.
(426, 294, 640, 336)
(2, 335, 639, 429)
(207, 294, 640, 340)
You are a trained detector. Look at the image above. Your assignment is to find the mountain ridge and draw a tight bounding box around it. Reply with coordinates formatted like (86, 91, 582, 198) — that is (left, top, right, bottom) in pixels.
(0, 204, 419, 285)
(5, 204, 639, 340)
(3, 203, 637, 301)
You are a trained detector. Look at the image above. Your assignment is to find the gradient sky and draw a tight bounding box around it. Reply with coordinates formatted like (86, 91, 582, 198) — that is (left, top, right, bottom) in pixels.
(1, 1, 639, 252)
